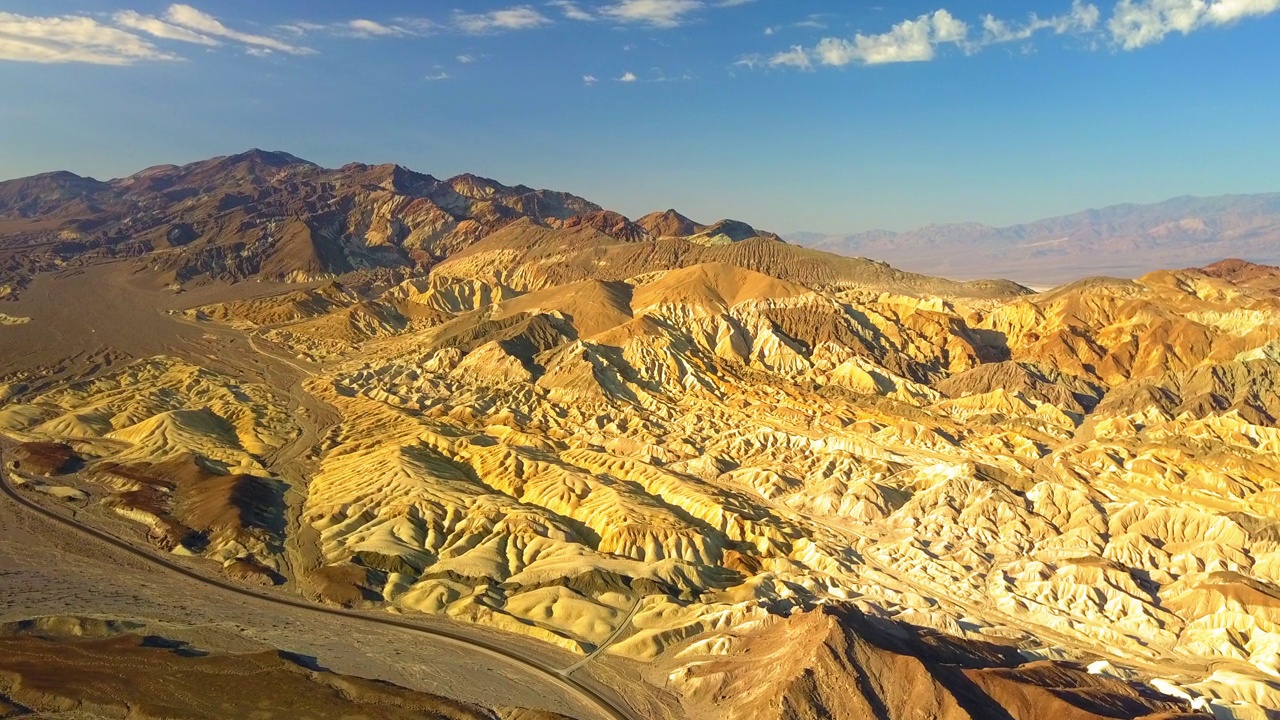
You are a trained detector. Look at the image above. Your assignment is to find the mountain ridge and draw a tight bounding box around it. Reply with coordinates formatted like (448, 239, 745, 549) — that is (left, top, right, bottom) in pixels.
(791, 192, 1280, 286)
(0, 149, 1018, 302)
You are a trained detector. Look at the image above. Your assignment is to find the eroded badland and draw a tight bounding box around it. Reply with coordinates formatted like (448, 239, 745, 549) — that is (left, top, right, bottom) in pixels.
(1, 152, 1278, 719)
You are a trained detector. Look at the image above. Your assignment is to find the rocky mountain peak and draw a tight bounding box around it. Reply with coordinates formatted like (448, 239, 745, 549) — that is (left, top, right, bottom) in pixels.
(636, 208, 705, 238)
(446, 172, 509, 199)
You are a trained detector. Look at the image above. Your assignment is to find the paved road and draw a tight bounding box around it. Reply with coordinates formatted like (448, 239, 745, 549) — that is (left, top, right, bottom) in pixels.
(564, 597, 646, 675)
(0, 447, 642, 720)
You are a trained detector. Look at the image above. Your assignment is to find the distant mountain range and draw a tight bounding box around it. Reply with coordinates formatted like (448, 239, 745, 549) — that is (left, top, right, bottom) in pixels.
(791, 194, 1280, 286)
(5, 151, 1275, 294)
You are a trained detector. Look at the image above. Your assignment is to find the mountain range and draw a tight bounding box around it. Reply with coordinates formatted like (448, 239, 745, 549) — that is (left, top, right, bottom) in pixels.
(792, 194, 1280, 286)
(4, 151, 1280, 719)
(0, 149, 1023, 303)
(7, 150, 1277, 293)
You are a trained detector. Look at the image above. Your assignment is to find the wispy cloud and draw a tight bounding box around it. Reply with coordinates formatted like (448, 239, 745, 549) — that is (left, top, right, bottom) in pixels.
(344, 19, 413, 38)
(548, 1, 596, 22)
(793, 14, 834, 31)
(278, 21, 325, 37)
(0, 11, 177, 64)
(8, 0, 1278, 72)
(551, 0, 746, 26)
(282, 18, 427, 39)
(454, 6, 552, 34)
(768, 46, 812, 69)
(604, 67, 693, 82)
(982, 1, 1100, 45)
(742, 0, 1278, 71)
(0, 4, 449, 66)
(390, 18, 441, 35)
(163, 4, 312, 55)
(113, 10, 220, 46)
(600, 0, 705, 28)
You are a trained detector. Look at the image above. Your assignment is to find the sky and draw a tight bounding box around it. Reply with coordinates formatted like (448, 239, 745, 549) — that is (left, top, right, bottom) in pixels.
(1, 1, 1279, 235)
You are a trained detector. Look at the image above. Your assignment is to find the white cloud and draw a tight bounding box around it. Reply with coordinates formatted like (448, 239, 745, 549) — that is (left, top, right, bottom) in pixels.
(456, 54, 477, 63)
(425, 71, 450, 80)
(549, 0, 746, 28)
(795, 16, 830, 29)
(113, 10, 220, 46)
(982, 1, 1100, 44)
(1207, 0, 1280, 22)
(583, 74, 598, 84)
(600, 0, 705, 28)
(392, 17, 441, 34)
(813, 9, 970, 66)
(280, 18, 425, 39)
(0, 11, 177, 64)
(1109, 0, 1209, 48)
(164, 4, 312, 54)
(346, 19, 411, 38)
(618, 71, 638, 81)
(278, 21, 325, 36)
(931, 9, 971, 42)
(1109, 0, 1280, 48)
(742, 0, 1280, 71)
(746, 1, 1253, 71)
(769, 45, 812, 69)
(455, 6, 552, 33)
(548, 1, 596, 21)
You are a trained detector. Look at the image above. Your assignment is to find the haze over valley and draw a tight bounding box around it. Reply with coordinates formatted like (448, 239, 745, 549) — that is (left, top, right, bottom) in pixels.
(793, 194, 1280, 287)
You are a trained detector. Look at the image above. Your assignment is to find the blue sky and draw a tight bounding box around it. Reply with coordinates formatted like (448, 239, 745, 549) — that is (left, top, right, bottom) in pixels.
(1, 1, 1278, 234)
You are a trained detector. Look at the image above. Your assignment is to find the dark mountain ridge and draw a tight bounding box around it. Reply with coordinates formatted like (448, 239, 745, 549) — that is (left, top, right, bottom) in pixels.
(0, 150, 607, 293)
(0, 150, 837, 300)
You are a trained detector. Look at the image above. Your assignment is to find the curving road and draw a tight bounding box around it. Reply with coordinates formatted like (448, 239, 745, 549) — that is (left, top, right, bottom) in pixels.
(0, 447, 642, 720)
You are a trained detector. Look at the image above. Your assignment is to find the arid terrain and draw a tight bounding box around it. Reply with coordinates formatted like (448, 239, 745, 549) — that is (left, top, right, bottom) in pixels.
(2, 151, 1279, 719)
